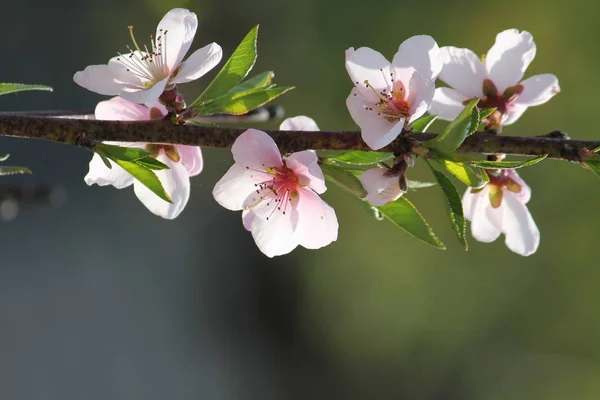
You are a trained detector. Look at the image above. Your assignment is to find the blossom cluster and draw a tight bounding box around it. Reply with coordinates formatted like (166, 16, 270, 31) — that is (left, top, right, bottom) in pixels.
(73, 8, 559, 257)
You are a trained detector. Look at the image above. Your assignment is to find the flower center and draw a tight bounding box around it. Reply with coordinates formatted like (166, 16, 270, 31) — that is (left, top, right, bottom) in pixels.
(247, 162, 300, 220)
(358, 69, 410, 123)
(472, 169, 523, 208)
(471, 79, 523, 130)
(145, 144, 180, 162)
(115, 26, 171, 84)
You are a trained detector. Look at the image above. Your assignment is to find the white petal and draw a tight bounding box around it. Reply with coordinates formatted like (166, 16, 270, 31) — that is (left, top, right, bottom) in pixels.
(248, 203, 298, 258)
(171, 42, 223, 84)
(177, 145, 203, 176)
(293, 189, 338, 250)
(485, 29, 536, 93)
(501, 104, 528, 126)
(429, 87, 470, 121)
(156, 8, 198, 71)
(392, 35, 442, 80)
(346, 89, 404, 150)
(84, 153, 134, 189)
(284, 151, 327, 194)
(107, 56, 145, 87)
(506, 170, 531, 204)
(242, 209, 253, 231)
(94, 97, 152, 121)
(119, 77, 170, 104)
(345, 47, 393, 102)
(212, 164, 262, 211)
(516, 74, 560, 107)
(470, 186, 502, 242)
(279, 116, 320, 131)
(405, 69, 435, 123)
(73, 64, 123, 96)
(231, 129, 283, 169)
(462, 187, 476, 221)
(438, 46, 487, 97)
(133, 153, 190, 219)
(358, 168, 403, 206)
(501, 192, 540, 256)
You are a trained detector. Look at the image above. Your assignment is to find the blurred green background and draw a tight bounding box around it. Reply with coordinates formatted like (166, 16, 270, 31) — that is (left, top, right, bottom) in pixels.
(0, 0, 599, 398)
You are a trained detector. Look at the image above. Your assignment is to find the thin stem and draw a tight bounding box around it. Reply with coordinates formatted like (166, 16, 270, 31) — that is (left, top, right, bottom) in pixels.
(0, 112, 596, 162)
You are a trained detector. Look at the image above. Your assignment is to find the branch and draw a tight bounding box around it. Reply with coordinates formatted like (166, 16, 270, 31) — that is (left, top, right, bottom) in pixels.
(0, 113, 595, 162)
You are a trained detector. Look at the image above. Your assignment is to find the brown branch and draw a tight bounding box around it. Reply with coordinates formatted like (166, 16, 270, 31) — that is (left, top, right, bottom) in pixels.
(0, 113, 595, 162)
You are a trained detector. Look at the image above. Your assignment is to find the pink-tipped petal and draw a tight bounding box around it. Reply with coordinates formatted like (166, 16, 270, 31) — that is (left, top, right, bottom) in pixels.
(516, 74, 560, 107)
(438, 46, 487, 97)
(279, 116, 320, 131)
(84, 154, 134, 189)
(177, 145, 203, 176)
(485, 29, 536, 93)
(156, 8, 198, 71)
(293, 189, 338, 250)
(359, 168, 403, 206)
(171, 42, 223, 84)
(95, 97, 152, 121)
(392, 35, 442, 80)
(345, 47, 393, 102)
(429, 87, 470, 121)
(285, 151, 327, 194)
(231, 129, 283, 170)
(501, 192, 540, 256)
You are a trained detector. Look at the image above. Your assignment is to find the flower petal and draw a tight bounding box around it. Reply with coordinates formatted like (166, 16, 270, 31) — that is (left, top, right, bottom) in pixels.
(429, 87, 470, 121)
(284, 151, 327, 194)
(231, 129, 283, 169)
(516, 74, 560, 107)
(133, 152, 190, 219)
(177, 145, 203, 176)
(485, 29, 536, 93)
(279, 116, 320, 131)
(501, 192, 540, 256)
(84, 154, 134, 189)
(346, 89, 404, 150)
(156, 8, 198, 71)
(506, 170, 531, 204)
(73, 64, 123, 96)
(248, 204, 298, 258)
(242, 209, 253, 231)
(95, 97, 152, 121)
(392, 35, 442, 80)
(293, 189, 338, 250)
(469, 186, 502, 242)
(171, 42, 223, 84)
(345, 47, 393, 102)
(358, 168, 403, 206)
(213, 164, 262, 211)
(119, 76, 169, 104)
(501, 104, 528, 126)
(405, 69, 435, 123)
(438, 46, 487, 97)
(462, 188, 476, 221)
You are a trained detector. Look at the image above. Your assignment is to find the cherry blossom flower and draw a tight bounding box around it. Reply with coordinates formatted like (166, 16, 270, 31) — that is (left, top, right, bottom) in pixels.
(345, 35, 442, 150)
(212, 118, 338, 257)
(430, 29, 560, 128)
(463, 169, 539, 256)
(84, 97, 203, 219)
(74, 8, 222, 105)
(358, 155, 414, 206)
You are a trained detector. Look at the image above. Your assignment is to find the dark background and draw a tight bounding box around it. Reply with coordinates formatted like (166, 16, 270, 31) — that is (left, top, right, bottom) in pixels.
(0, 0, 599, 399)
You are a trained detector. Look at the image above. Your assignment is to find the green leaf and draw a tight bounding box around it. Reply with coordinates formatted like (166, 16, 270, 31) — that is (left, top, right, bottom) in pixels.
(426, 161, 468, 249)
(194, 86, 293, 116)
(411, 114, 437, 132)
(320, 162, 367, 198)
(407, 180, 436, 190)
(112, 159, 172, 203)
(376, 198, 446, 249)
(224, 71, 274, 96)
(436, 159, 488, 188)
(134, 157, 170, 171)
(96, 143, 150, 162)
(190, 26, 259, 107)
(479, 107, 496, 120)
(423, 98, 479, 153)
(583, 160, 600, 179)
(464, 155, 547, 169)
(0, 166, 31, 176)
(0, 154, 9, 162)
(0, 83, 53, 96)
(328, 151, 394, 166)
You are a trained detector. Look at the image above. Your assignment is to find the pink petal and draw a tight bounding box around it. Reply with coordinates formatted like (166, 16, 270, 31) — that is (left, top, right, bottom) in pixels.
(284, 151, 326, 194)
(156, 8, 198, 71)
(279, 116, 320, 131)
(94, 97, 152, 121)
(345, 47, 393, 102)
(429, 87, 470, 121)
(485, 29, 536, 93)
(501, 192, 540, 256)
(232, 129, 283, 170)
(248, 202, 298, 258)
(469, 186, 502, 242)
(171, 42, 223, 84)
(438, 46, 487, 98)
(132, 152, 190, 219)
(293, 188, 338, 250)
(501, 104, 528, 126)
(73, 64, 123, 96)
(242, 209, 253, 231)
(405, 69, 435, 123)
(212, 164, 262, 211)
(392, 35, 442, 80)
(358, 168, 403, 206)
(516, 74, 560, 107)
(84, 153, 134, 189)
(506, 170, 531, 204)
(177, 145, 203, 176)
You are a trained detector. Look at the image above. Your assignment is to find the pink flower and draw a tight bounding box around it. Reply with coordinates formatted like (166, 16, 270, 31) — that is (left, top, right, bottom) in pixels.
(74, 8, 222, 104)
(358, 155, 414, 206)
(430, 29, 560, 127)
(345, 35, 442, 150)
(84, 97, 203, 219)
(212, 118, 338, 257)
(463, 169, 539, 256)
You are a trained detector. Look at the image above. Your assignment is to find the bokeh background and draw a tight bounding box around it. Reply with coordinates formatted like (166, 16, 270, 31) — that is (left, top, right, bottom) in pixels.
(0, 0, 599, 399)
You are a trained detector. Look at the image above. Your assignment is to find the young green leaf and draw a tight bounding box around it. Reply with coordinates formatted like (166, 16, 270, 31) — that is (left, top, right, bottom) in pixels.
(195, 86, 293, 116)
(321, 162, 367, 198)
(426, 161, 468, 249)
(376, 198, 446, 249)
(436, 159, 488, 188)
(112, 159, 172, 203)
(464, 155, 547, 169)
(190, 26, 259, 107)
(422, 98, 479, 153)
(411, 114, 437, 132)
(223, 71, 274, 96)
(0, 83, 53, 96)
(479, 107, 497, 120)
(328, 151, 394, 166)
(583, 160, 600, 179)
(406, 180, 436, 190)
(96, 143, 150, 162)
(0, 166, 32, 176)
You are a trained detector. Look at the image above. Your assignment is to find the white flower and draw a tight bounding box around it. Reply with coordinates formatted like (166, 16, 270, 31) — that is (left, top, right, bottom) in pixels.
(463, 169, 539, 256)
(345, 35, 442, 150)
(84, 97, 203, 219)
(430, 29, 560, 127)
(212, 117, 338, 257)
(74, 8, 222, 104)
(358, 167, 404, 206)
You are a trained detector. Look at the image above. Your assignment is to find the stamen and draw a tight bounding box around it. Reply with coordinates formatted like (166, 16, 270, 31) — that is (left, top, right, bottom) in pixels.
(127, 26, 143, 53)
